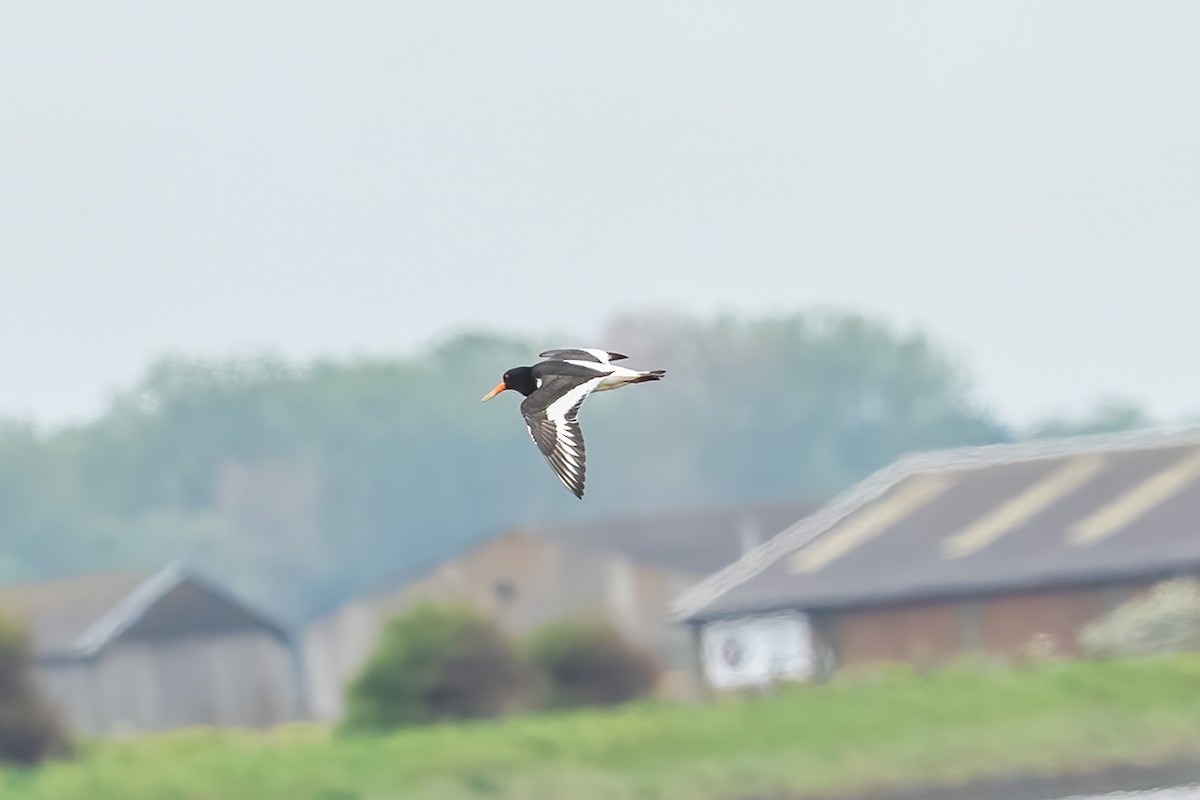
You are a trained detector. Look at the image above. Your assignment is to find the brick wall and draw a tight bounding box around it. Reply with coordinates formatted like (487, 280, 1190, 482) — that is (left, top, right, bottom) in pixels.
(825, 581, 1149, 669)
(831, 601, 963, 667)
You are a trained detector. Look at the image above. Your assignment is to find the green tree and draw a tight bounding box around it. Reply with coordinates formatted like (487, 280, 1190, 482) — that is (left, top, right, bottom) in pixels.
(525, 621, 660, 709)
(343, 605, 531, 731)
(0, 616, 69, 764)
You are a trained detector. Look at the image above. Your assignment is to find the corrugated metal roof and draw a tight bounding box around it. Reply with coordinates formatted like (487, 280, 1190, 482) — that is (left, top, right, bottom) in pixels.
(673, 427, 1200, 621)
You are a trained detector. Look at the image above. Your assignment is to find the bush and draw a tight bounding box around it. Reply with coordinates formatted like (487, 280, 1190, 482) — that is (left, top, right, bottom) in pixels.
(343, 604, 531, 731)
(0, 616, 70, 764)
(525, 620, 661, 709)
(1080, 578, 1200, 657)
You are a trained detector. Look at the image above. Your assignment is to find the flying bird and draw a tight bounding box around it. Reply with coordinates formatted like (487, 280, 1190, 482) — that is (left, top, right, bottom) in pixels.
(481, 348, 666, 498)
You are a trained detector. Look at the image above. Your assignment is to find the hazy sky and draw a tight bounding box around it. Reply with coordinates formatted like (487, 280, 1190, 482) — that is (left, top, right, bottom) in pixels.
(2, 2, 1198, 427)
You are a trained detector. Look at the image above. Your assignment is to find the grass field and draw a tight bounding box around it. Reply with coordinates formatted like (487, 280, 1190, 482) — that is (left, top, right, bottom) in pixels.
(4, 656, 1200, 800)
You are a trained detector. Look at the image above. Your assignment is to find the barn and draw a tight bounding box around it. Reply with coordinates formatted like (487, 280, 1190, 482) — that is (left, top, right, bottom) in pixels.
(303, 501, 815, 722)
(0, 563, 304, 735)
(674, 428, 1200, 689)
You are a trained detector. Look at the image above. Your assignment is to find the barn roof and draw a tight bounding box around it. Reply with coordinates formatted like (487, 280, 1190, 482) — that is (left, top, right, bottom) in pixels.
(525, 501, 820, 576)
(0, 563, 291, 659)
(673, 427, 1200, 622)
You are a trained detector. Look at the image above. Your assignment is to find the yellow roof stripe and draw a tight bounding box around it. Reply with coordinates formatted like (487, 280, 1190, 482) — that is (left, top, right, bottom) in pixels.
(1068, 447, 1200, 546)
(790, 473, 954, 574)
(941, 454, 1107, 560)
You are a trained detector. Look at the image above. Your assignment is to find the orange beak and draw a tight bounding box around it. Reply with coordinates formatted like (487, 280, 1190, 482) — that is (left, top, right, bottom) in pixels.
(480, 381, 506, 402)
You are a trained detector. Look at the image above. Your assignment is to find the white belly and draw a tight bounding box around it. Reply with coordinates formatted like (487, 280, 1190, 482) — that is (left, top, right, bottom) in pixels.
(595, 366, 643, 391)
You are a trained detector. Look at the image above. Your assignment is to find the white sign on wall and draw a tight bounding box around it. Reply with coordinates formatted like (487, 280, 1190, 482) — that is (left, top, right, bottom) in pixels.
(700, 612, 815, 689)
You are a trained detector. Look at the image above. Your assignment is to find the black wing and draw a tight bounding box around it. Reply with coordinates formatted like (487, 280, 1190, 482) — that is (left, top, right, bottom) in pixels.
(520, 374, 604, 498)
(539, 348, 628, 364)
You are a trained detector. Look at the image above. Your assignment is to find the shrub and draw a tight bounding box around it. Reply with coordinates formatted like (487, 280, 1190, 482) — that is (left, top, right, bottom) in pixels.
(525, 620, 661, 709)
(342, 604, 531, 731)
(1080, 578, 1200, 657)
(0, 615, 70, 764)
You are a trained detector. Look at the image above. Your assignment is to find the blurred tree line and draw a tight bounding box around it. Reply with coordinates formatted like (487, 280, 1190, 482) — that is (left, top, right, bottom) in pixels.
(0, 310, 1107, 621)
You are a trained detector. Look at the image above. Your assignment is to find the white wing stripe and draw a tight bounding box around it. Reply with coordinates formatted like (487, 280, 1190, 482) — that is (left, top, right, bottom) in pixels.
(545, 376, 604, 421)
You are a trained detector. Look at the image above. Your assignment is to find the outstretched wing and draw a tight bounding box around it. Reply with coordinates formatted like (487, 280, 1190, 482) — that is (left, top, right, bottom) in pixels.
(539, 348, 628, 364)
(520, 374, 605, 498)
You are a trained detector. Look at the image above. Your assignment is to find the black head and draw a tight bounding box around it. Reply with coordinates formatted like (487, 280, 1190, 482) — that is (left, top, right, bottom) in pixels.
(481, 366, 536, 401)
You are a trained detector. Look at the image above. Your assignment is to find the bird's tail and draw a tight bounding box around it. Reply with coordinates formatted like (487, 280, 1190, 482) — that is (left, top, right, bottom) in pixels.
(630, 369, 666, 383)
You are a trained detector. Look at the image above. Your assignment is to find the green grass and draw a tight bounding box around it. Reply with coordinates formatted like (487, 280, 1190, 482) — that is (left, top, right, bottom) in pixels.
(5, 655, 1200, 800)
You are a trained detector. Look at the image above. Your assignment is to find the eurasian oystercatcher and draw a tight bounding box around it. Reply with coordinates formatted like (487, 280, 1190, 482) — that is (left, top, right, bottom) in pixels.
(481, 348, 666, 498)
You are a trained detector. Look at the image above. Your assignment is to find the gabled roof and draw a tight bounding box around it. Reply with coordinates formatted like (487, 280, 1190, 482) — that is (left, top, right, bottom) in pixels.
(524, 501, 820, 576)
(0, 563, 291, 659)
(673, 427, 1200, 622)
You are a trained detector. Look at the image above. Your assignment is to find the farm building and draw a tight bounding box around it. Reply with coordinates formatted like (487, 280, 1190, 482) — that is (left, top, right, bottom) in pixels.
(303, 501, 815, 722)
(674, 428, 1200, 689)
(0, 563, 304, 735)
